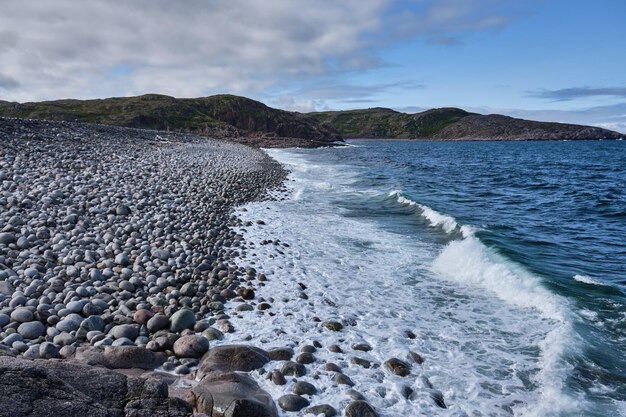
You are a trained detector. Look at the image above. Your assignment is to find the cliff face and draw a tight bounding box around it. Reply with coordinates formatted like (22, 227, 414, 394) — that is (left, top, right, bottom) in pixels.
(0, 94, 341, 146)
(311, 108, 625, 140)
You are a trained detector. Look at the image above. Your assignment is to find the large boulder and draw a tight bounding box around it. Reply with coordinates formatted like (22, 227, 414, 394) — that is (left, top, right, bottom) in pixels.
(197, 345, 270, 379)
(0, 356, 192, 417)
(191, 372, 277, 417)
(173, 335, 209, 358)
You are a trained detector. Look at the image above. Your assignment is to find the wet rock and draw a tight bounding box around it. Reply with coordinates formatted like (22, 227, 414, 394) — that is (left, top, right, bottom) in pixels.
(281, 361, 306, 377)
(202, 327, 224, 341)
(267, 347, 293, 361)
(305, 404, 337, 417)
(293, 380, 317, 396)
(345, 390, 365, 401)
(269, 370, 286, 385)
(351, 357, 372, 368)
(344, 400, 378, 417)
(431, 390, 447, 408)
(323, 362, 341, 373)
(296, 352, 315, 364)
(321, 321, 343, 332)
(384, 358, 411, 377)
(278, 394, 309, 412)
(352, 343, 372, 352)
(328, 344, 343, 353)
(332, 373, 354, 386)
(408, 350, 424, 364)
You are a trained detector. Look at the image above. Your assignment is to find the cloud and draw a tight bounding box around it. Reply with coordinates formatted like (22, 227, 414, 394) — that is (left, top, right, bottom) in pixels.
(527, 87, 626, 101)
(0, 74, 19, 90)
(388, 0, 519, 44)
(0, 0, 524, 102)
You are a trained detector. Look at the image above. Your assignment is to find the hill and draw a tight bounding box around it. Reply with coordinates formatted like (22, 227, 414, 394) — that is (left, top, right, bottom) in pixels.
(310, 107, 625, 140)
(1, 95, 623, 144)
(0, 94, 341, 147)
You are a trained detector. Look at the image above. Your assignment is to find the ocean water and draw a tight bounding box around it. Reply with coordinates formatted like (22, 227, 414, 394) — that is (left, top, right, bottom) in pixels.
(230, 139, 626, 417)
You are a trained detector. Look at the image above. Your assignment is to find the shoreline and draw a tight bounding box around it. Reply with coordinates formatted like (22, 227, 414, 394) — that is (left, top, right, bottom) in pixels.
(0, 118, 305, 416)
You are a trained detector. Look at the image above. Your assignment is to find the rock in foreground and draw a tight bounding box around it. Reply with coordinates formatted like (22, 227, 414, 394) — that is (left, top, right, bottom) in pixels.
(0, 355, 192, 417)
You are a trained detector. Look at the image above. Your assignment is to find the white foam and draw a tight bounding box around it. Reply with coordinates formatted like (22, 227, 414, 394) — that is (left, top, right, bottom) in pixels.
(227, 148, 588, 417)
(573, 274, 603, 286)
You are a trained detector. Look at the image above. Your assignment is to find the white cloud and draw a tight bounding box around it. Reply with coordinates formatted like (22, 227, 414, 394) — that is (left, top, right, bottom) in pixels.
(0, 0, 522, 102)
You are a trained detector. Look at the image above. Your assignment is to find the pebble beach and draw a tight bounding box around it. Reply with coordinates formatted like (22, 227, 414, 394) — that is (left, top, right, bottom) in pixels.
(0, 117, 416, 417)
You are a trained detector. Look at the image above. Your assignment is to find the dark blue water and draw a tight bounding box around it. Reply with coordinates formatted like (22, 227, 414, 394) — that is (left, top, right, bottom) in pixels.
(263, 139, 626, 416)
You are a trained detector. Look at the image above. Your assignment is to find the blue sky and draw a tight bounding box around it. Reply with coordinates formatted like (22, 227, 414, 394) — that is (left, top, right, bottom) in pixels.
(1, 0, 625, 131)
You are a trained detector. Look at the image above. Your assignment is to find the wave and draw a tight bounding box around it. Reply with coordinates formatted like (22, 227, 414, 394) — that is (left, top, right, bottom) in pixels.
(573, 274, 604, 286)
(389, 190, 474, 237)
(388, 190, 578, 415)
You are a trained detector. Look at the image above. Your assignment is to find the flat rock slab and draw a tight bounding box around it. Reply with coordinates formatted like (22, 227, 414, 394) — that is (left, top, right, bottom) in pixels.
(0, 356, 192, 417)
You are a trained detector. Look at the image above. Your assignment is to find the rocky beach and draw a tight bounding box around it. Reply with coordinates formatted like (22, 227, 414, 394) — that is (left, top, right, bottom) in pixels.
(0, 117, 420, 417)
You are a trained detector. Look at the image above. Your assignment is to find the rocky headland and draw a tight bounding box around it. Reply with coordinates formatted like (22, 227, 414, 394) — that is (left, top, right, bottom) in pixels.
(310, 107, 626, 140)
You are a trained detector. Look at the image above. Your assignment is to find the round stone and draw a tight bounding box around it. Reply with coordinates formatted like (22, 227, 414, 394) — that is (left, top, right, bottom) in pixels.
(80, 315, 105, 332)
(201, 327, 224, 341)
(278, 395, 309, 412)
(115, 253, 131, 266)
(109, 324, 140, 340)
(11, 308, 34, 323)
(147, 314, 169, 333)
(56, 313, 83, 332)
(293, 381, 317, 396)
(133, 309, 154, 325)
(169, 309, 196, 332)
(173, 335, 209, 358)
(17, 321, 46, 339)
(66, 301, 84, 313)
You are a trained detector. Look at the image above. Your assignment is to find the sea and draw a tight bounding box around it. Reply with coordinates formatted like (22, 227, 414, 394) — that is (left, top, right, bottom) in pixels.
(231, 139, 626, 417)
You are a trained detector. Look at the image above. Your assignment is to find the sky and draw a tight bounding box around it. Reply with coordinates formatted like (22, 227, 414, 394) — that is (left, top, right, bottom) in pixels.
(1, 0, 625, 132)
